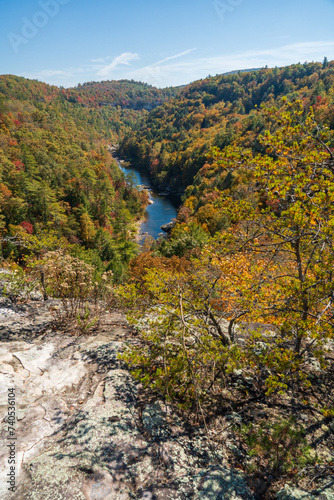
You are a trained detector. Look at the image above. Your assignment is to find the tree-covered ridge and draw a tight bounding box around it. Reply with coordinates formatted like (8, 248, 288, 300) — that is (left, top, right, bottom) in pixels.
(0, 75, 180, 142)
(118, 100, 334, 491)
(0, 75, 60, 101)
(70, 79, 181, 110)
(119, 61, 334, 190)
(0, 75, 179, 109)
(0, 75, 153, 278)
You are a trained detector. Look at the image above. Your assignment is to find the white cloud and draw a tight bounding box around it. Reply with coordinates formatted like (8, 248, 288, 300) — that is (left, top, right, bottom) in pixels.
(91, 57, 107, 64)
(153, 48, 197, 66)
(90, 56, 113, 64)
(19, 67, 85, 87)
(128, 48, 197, 87)
(18, 40, 334, 88)
(230, 41, 334, 64)
(96, 52, 140, 77)
(128, 41, 334, 87)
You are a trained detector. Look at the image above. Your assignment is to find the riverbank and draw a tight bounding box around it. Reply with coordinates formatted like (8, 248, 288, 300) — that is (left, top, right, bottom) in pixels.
(130, 216, 148, 244)
(107, 147, 149, 243)
(109, 148, 179, 242)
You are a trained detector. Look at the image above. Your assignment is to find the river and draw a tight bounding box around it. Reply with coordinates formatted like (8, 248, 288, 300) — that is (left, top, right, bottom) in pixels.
(117, 160, 179, 242)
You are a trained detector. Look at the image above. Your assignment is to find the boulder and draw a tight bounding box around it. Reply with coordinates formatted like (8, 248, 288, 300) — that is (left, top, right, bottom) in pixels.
(276, 484, 334, 500)
(160, 221, 175, 233)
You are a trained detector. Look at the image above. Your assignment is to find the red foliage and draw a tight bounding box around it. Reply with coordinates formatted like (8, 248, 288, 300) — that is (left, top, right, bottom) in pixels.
(177, 206, 192, 223)
(314, 95, 328, 109)
(19, 221, 34, 234)
(13, 159, 24, 170)
(150, 158, 159, 174)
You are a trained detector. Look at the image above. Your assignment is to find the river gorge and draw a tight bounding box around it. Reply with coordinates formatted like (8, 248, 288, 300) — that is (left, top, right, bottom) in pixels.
(116, 158, 179, 242)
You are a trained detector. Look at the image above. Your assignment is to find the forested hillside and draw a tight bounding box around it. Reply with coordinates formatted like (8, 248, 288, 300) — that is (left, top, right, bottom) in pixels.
(115, 62, 334, 495)
(119, 61, 334, 190)
(69, 79, 180, 110)
(0, 76, 179, 141)
(1, 64, 334, 496)
(0, 75, 178, 278)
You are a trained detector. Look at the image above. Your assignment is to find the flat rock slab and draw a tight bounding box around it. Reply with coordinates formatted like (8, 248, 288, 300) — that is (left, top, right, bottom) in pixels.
(276, 485, 334, 500)
(0, 299, 254, 500)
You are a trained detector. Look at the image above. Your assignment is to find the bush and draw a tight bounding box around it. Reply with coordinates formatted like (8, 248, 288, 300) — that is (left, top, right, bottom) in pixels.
(1, 263, 40, 302)
(31, 250, 114, 331)
(240, 417, 317, 477)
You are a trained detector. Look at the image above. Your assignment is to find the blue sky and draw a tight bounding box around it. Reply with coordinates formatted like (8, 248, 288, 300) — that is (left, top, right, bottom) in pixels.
(1, 0, 334, 88)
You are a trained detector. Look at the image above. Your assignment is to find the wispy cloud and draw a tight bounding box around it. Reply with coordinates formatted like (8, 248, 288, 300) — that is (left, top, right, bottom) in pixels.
(95, 52, 140, 77)
(197, 40, 334, 75)
(129, 48, 197, 87)
(231, 41, 334, 62)
(153, 48, 197, 66)
(128, 41, 334, 87)
(18, 40, 334, 88)
(20, 67, 84, 85)
(31, 52, 141, 85)
(90, 56, 112, 64)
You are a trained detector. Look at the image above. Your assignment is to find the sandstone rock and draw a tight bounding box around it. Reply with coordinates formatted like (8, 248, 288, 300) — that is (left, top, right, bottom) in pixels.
(160, 221, 175, 233)
(276, 484, 334, 500)
(0, 300, 257, 500)
(196, 467, 254, 500)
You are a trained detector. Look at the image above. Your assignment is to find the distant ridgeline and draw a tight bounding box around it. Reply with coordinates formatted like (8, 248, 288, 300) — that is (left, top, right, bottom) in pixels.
(71, 80, 180, 111)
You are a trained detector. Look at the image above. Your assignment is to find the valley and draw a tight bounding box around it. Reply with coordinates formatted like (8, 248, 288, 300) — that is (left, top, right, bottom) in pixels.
(1, 61, 334, 499)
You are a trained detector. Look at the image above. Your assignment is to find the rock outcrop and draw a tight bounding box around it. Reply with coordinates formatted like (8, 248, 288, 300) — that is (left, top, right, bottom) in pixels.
(0, 297, 254, 500)
(276, 484, 334, 500)
(160, 221, 175, 233)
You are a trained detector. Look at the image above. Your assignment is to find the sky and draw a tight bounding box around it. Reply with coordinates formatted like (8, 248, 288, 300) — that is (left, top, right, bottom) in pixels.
(0, 0, 334, 88)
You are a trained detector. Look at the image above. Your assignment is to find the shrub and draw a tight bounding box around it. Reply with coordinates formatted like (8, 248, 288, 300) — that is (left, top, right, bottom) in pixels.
(240, 417, 317, 477)
(31, 250, 114, 330)
(1, 263, 39, 302)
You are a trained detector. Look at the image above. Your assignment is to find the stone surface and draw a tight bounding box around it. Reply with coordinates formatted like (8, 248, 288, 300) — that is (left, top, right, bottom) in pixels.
(160, 221, 175, 233)
(276, 484, 334, 500)
(196, 468, 255, 499)
(0, 298, 254, 500)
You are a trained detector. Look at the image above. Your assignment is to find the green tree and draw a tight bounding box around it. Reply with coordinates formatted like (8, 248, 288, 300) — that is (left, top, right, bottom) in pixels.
(119, 100, 334, 414)
(80, 212, 96, 245)
(206, 100, 334, 393)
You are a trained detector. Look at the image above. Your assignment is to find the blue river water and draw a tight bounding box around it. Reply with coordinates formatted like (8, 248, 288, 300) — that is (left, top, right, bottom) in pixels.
(117, 161, 178, 241)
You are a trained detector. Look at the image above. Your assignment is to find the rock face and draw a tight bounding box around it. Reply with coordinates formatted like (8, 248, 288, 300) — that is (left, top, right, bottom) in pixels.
(276, 485, 334, 500)
(0, 297, 254, 500)
(160, 221, 175, 233)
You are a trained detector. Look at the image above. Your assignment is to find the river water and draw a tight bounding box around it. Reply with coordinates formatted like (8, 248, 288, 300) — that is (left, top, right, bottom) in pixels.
(117, 161, 178, 242)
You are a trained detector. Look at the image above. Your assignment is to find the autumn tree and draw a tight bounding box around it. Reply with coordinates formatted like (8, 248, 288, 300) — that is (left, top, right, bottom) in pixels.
(80, 212, 96, 245)
(214, 101, 334, 391)
(120, 100, 334, 413)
